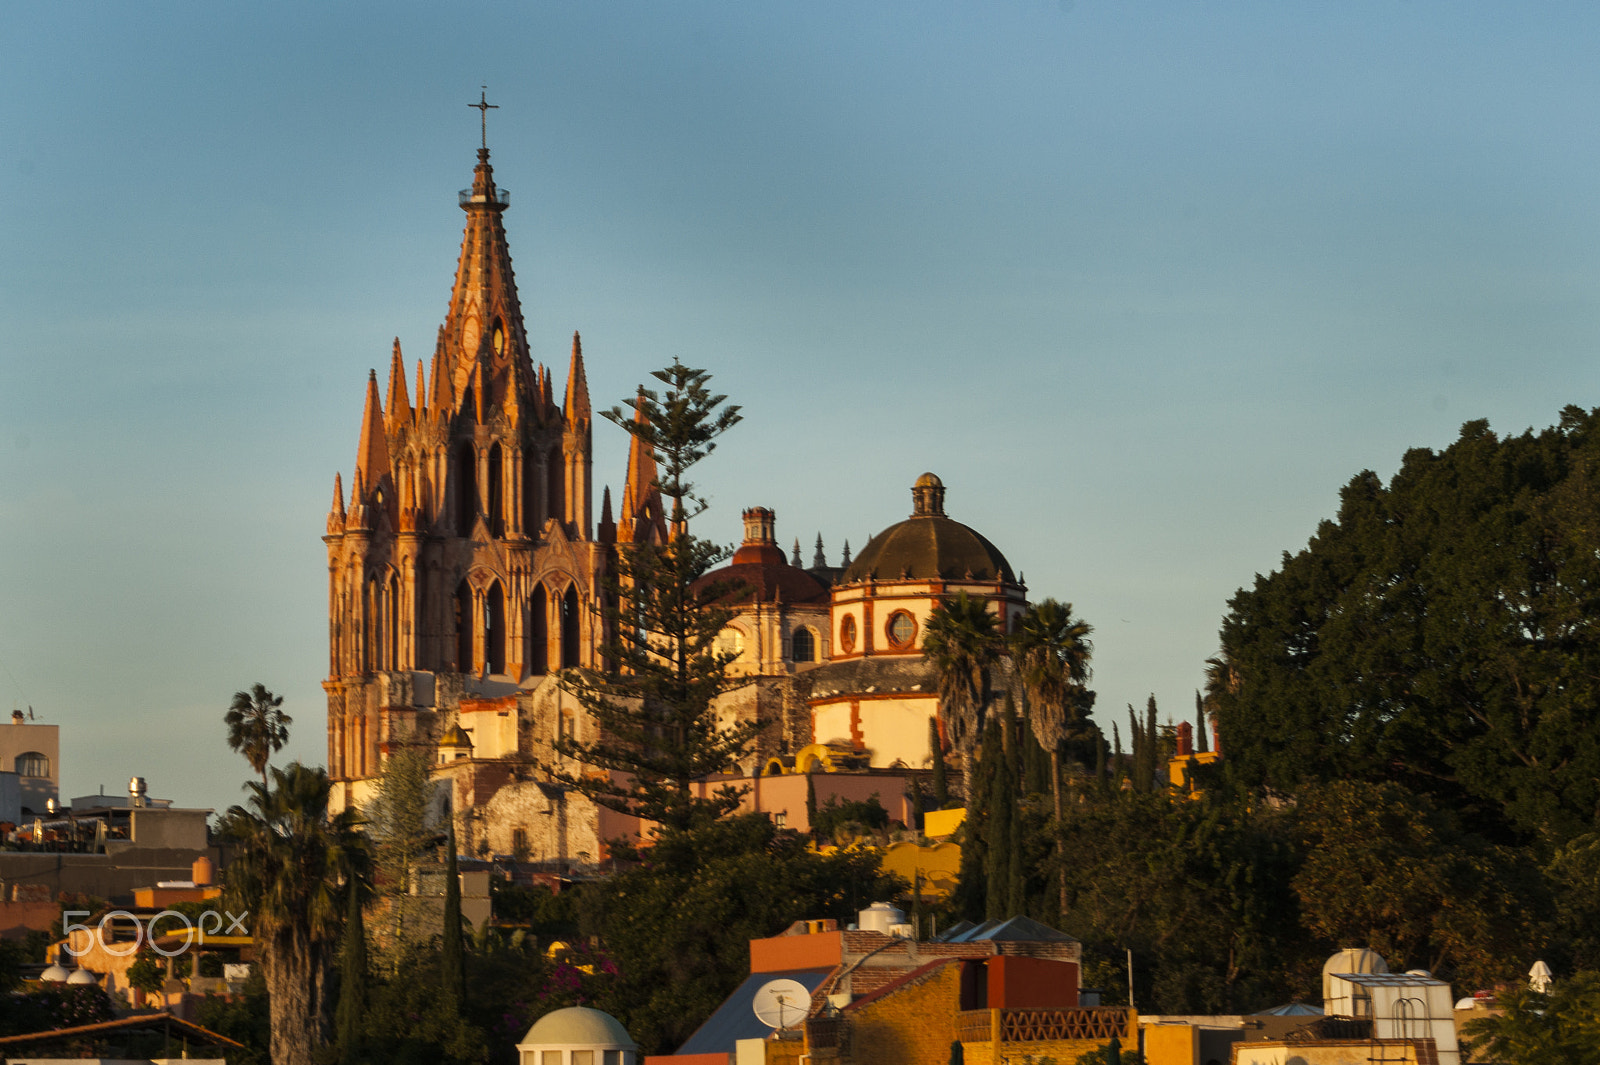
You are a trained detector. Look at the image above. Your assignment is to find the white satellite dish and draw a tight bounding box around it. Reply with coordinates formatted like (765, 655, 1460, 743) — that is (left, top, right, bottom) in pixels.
(752, 978, 811, 1030)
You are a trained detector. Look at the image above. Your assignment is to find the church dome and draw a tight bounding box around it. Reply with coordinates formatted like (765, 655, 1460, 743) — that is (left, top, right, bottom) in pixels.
(843, 474, 1015, 584)
(519, 1006, 637, 1050)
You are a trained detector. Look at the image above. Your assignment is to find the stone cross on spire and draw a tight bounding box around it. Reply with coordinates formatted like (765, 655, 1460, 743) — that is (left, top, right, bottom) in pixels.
(470, 87, 499, 150)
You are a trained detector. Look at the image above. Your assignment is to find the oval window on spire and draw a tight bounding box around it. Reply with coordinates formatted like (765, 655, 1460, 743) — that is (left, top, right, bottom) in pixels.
(492, 322, 505, 357)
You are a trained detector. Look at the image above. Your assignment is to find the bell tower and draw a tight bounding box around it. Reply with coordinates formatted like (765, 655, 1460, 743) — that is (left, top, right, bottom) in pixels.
(323, 131, 610, 795)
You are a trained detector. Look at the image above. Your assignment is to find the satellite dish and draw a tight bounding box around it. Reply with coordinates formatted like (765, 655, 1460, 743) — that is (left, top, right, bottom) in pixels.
(752, 978, 811, 1030)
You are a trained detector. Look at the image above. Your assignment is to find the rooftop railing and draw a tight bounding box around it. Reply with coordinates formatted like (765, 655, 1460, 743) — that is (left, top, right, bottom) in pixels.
(459, 188, 511, 206)
(956, 1006, 1134, 1044)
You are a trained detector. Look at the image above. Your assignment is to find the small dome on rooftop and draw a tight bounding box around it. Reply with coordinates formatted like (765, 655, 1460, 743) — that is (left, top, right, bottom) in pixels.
(519, 1006, 637, 1051)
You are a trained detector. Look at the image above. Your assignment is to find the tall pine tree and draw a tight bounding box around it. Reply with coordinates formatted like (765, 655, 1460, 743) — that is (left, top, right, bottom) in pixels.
(550, 362, 755, 831)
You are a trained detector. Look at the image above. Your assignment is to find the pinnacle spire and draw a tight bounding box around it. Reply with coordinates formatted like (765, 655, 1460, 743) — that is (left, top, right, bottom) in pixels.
(618, 390, 666, 544)
(792, 538, 803, 567)
(564, 332, 590, 424)
(414, 358, 427, 421)
(598, 485, 617, 544)
(327, 472, 346, 535)
(385, 339, 412, 429)
(354, 369, 392, 493)
(814, 533, 827, 569)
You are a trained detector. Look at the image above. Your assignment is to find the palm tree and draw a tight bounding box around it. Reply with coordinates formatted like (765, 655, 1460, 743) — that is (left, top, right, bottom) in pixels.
(220, 763, 369, 1065)
(922, 591, 1001, 780)
(225, 683, 292, 786)
(1201, 653, 1239, 751)
(1012, 599, 1093, 919)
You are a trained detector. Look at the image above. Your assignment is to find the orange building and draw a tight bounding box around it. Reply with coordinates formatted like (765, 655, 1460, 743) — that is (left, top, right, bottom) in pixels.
(652, 909, 1133, 1065)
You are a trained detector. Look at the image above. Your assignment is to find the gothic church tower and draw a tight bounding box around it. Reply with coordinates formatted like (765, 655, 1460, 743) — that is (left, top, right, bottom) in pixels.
(323, 145, 610, 796)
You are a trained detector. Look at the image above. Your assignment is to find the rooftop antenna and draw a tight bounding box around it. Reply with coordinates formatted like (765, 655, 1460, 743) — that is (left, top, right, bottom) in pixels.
(470, 87, 499, 150)
(752, 977, 811, 1030)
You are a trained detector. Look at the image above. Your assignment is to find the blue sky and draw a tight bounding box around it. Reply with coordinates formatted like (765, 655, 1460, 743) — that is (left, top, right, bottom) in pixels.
(3, 2, 1598, 813)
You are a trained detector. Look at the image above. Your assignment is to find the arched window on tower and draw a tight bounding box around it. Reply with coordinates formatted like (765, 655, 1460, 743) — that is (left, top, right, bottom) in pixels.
(487, 444, 504, 538)
(363, 578, 378, 673)
(387, 574, 401, 670)
(486, 581, 506, 676)
(455, 580, 474, 673)
(546, 445, 565, 530)
(792, 627, 816, 663)
(454, 442, 477, 537)
(529, 583, 549, 675)
(560, 586, 580, 668)
(523, 450, 541, 535)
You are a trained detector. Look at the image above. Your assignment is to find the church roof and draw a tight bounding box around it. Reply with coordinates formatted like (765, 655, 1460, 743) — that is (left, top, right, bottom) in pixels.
(694, 507, 831, 604)
(692, 561, 831, 606)
(843, 475, 1015, 584)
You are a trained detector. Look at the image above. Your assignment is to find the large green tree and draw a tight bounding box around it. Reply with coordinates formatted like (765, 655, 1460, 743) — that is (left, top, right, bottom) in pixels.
(550, 361, 755, 831)
(225, 683, 292, 786)
(1053, 786, 1307, 1013)
(1213, 408, 1600, 842)
(220, 763, 370, 1065)
(1292, 779, 1541, 988)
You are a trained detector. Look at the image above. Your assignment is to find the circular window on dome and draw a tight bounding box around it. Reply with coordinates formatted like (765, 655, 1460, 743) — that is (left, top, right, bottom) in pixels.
(839, 615, 857, 654)
(886, 611, 916, 650)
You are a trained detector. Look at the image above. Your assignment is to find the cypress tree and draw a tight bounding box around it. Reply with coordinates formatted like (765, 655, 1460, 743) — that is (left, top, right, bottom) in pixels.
(954, 718, 1001, 922)
(440, 818, 464, 1008)
(1126, 705, 1144, 790)
(909, 778, 924, 834)
(1145, 695, 1160, 792)
(335, 882, 367, 1065)
(1195, 690, 1209, 753)
(984, 718, 1015, 920)
(805, 772, 818, 838)
(1112, 721, 1124, 788)
(1005, 708, 1026, 915)
(929, 717, 949, 806)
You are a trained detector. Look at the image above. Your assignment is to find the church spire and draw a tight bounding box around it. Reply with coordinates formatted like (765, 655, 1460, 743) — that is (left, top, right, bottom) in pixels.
(354, 369, 392, 495)
(564, 332, 590, 426)
(599, 485, 616, 544)
(618, 390, 666, 545)
(327, 473, 346, 535)
(385, 339, 411, 431)
(438, 140, 530, 415)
